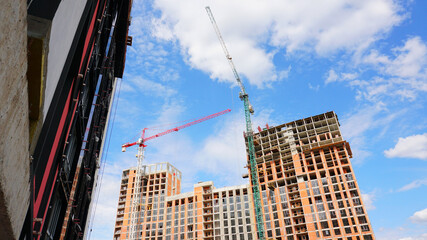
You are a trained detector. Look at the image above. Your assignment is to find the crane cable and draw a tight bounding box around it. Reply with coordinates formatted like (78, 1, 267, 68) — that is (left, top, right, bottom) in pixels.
(87, 77, 122, 239)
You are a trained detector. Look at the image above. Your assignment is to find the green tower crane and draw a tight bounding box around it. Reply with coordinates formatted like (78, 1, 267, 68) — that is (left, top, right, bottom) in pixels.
(205, 7, 265, 240)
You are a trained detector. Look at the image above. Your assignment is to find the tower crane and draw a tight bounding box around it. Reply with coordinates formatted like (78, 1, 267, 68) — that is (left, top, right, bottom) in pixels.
(121, 108, 231, 240)
(205, 7, 265, 240)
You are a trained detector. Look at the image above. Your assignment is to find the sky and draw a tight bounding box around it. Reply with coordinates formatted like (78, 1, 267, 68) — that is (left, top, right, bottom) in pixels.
(88, 0, 427, 239)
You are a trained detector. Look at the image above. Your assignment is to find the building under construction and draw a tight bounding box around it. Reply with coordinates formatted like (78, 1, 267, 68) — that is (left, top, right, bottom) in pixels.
(247, 111, 375, 240)
(114, 163, 182, 239)
(113, 111, 375, 240)
(0, 0, 133, 239)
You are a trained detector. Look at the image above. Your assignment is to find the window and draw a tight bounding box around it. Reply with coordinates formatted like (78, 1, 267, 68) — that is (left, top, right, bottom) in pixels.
(44, 194, 62, 240)
(323, 230, 331, 236)
(343, 219, 349, 226)
(361, 225, 370, 232)
(320, 221, 329, 229)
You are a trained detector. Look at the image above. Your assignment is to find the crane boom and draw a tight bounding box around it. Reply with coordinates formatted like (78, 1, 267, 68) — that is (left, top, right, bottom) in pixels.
(122, 108, 231, 240)
(206, 6, 265, 240)
(122, 109, 231, 150)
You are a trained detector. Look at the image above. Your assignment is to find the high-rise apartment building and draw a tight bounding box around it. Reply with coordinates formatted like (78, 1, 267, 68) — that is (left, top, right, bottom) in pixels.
(164, 182, 255, 240)
(246, 111, 375, 240)
(114, 164, 257, 240)
(114, 111, 375, 240)
(114, 163, 182, 240)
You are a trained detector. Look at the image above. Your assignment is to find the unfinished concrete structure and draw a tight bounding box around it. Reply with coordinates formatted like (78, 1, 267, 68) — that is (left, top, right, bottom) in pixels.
(114, 163, 182, 240)
(246, 111, 375, 240)
(0, 1, 30, 239)
(113, 164, 256, 240)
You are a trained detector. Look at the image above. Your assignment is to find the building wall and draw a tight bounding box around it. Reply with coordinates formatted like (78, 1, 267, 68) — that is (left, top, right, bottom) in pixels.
(247, 111, 375, 240)
(164, 182, 256, 240)
(114, 170, 256, 240)
(0, 0, 30, 239)
(114, 163, 182, 240)
(42, 0, 86, 119)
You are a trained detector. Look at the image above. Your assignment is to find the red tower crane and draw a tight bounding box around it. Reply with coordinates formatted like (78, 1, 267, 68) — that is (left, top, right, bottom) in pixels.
(122, 108, 231, 240)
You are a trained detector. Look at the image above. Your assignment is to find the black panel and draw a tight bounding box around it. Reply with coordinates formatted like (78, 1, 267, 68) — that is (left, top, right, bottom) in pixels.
(27, 0, 63, 20)
(113, 0, 131, 78)
(22, 0, 132, 239)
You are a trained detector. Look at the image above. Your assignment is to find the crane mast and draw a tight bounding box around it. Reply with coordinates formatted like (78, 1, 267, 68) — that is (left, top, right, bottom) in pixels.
(122, 109, 231, 240)
(205, 6, 265, 240)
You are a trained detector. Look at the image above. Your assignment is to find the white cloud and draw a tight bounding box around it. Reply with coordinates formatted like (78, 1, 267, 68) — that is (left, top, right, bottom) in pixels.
(124, 0, 181, 86)
(325, 69, 358, 84)
(308, 83, 320, 91)
(123, 76, 177, 98)
(398, 179, 427, 192)
(326, 69, 339, 84)
(151, 0, 403, 87)
(364, 36, 427, 79)
(399, 234, 427, 240)
(410, 208, 427, 224)
(340, 104, 379, 161)
(340, 103, 407, 163)
(384, 133, 427, 160)
(376, 227, 427, 240)
(361, 192, 376, 210)
(327, 37, 427, 102)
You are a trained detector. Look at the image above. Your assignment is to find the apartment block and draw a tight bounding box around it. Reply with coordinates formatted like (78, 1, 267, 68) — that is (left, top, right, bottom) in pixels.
(114, 163, 182, 240)
(114, 164, 257, 240)
(164, 182, 256, 240)
(246, 111, 375, 240)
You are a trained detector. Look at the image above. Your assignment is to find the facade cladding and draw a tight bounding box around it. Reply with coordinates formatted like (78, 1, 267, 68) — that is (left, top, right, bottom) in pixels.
(11, 0, 134, 239)
(115, 112, 375, 240)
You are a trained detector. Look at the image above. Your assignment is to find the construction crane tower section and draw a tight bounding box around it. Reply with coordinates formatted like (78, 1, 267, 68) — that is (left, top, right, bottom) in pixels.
(205, 6, 265, 240)
(121, 108, 231, 240)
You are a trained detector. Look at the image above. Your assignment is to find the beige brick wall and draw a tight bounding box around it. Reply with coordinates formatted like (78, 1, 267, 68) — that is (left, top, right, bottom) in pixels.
(0, 0, 30, 239)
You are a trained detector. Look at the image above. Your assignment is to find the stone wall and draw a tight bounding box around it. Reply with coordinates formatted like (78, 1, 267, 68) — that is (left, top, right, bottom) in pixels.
(0, 0, 30, 239)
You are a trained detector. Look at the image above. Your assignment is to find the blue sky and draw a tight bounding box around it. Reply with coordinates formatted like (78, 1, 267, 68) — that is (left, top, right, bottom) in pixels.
(88, 0, 427, 239)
